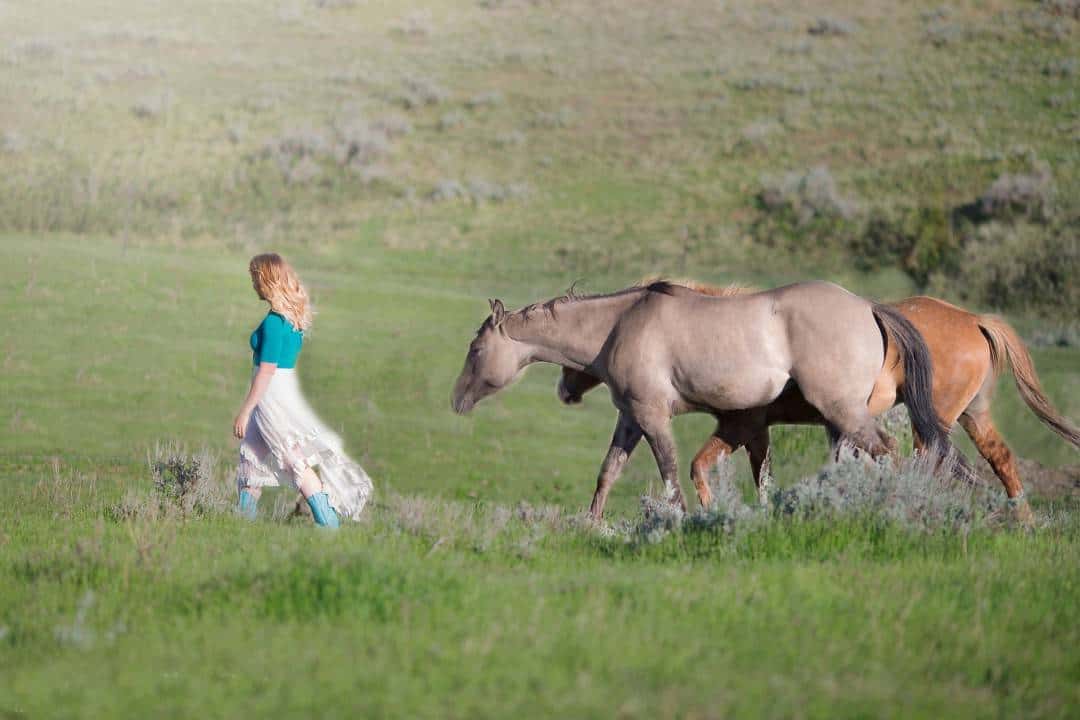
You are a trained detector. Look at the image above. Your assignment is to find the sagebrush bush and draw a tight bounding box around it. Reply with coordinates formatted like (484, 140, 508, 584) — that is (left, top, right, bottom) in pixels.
(758, 166, 857, 224)
(372, 115, 412, 138)
(731, 74, 808, 95)
(285, 156, 321, 185)
(625, 447, 1015, 548)
(265, 126, 330, 162)
(429, 178, 528, 204)
(131, 92, 172, 120)
(333, 116, 391, 167)
(771, 448, 1005, 532)
(923, 18, 970, 47)
(429, 179, 468, 202)
(390, 11, 432, 37)
(437, 111, 466, 131)
(1040, 0, 1080, 18)
(977, 166, 1057, 222)
(739, 120, 783, 149)
(529, 106, 576, 129)
(493, 130, 525, 147)
(465, 91, 503, 109)
(808, 17, 857, 36)
(1017, 6, 1073, 40)
(261, 114, 394, 184)
(397, 76, 448, 108)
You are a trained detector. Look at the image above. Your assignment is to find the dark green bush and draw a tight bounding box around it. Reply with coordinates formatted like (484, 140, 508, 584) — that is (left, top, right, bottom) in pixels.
(952, 215, 1079, 314)
(851, 206, 959, 284)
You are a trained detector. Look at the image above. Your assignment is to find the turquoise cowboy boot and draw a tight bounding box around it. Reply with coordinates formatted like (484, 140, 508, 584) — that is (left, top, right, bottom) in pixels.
(237, 489, 259, 520)
(306, 492, 340, 529)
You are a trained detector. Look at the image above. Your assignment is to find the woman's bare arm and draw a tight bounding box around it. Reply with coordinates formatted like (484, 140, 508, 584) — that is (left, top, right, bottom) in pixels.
(233, 362, 278, 439)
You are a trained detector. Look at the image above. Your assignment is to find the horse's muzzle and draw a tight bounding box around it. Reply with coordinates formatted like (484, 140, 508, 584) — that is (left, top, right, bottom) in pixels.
(452, 393, 475, 415)
(557, 378, 583, 405)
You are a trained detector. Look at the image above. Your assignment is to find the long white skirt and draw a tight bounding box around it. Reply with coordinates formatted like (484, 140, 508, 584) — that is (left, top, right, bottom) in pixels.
(236, 368, 373, 520)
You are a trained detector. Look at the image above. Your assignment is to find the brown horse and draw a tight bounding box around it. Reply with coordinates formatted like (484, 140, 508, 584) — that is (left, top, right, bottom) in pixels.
(559, 288, 1079, 520)
(452, 281, 954, 516)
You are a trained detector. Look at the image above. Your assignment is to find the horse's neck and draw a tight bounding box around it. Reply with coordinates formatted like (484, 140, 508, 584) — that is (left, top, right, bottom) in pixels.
(507, 291, 643, 370)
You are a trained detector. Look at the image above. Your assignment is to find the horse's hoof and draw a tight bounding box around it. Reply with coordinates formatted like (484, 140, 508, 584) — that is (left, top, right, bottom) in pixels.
(1007, 494, 1036, 529)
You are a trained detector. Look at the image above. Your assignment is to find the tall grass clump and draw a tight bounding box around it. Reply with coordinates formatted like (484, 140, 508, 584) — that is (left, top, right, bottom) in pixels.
(380, 491, 567, 556)
(109, 442, 229, 520)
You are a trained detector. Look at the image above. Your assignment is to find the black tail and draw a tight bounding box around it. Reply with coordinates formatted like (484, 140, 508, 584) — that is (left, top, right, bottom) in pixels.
(871, 304, 958, 467)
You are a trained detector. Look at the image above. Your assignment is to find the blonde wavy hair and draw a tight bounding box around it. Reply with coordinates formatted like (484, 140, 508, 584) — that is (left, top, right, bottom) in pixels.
(248, 253, 314, 331)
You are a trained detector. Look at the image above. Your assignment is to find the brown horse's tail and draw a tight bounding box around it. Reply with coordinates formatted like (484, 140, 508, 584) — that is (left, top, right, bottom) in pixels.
(871, 304, 953, 460)
(978, 315, 1080, 448)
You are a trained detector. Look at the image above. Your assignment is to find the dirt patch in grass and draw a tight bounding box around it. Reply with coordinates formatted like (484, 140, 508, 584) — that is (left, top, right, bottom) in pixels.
(978, 457, 1080, 500)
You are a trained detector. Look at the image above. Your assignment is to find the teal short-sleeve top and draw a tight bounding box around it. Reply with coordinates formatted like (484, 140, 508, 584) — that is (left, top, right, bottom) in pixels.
(250, 311, 303, 368)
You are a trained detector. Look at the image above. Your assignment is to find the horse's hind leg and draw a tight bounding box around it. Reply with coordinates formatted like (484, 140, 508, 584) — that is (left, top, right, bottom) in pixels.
(957, 411, 1021, 496)
(957, 406, 1034, 525)
(824, 421, 897, 466)
(823, 406, 892, 460)
(746, 428, 772, 507)
(690, 434, 731, 510)
(588, 412, 644, 519)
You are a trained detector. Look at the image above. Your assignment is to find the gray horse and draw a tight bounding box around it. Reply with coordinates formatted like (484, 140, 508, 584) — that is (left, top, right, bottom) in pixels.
(452, 281, 951, 517)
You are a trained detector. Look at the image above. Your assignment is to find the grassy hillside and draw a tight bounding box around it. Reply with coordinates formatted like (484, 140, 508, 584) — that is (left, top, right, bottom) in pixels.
(1, 1, 1076, 297)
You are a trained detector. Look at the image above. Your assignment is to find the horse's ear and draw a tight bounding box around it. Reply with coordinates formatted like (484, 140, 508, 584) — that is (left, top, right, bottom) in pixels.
(488, 298, 506, 326)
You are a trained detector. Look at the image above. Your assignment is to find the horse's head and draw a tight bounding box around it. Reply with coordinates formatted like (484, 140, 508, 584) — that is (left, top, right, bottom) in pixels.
(557, 367, 603, 405)
(452, 299, 529, 415)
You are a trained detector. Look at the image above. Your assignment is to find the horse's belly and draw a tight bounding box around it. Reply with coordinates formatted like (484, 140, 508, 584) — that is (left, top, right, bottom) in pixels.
(679, 367, 790, 412)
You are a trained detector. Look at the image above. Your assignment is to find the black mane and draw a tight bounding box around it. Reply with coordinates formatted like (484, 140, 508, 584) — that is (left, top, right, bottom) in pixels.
(509, 282, 653, 323)
(644, 280, 680, 296)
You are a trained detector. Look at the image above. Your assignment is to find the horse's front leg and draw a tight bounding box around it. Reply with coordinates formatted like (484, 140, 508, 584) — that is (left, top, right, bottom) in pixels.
(640, 417, 686, 512)
(588, 411, 643, 519)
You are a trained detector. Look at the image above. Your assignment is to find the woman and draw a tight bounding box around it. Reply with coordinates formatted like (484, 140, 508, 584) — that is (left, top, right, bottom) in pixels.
(233, 253, 373, 527)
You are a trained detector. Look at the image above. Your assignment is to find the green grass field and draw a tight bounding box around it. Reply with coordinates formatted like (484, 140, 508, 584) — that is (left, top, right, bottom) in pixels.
(2, 1, 1078, 717)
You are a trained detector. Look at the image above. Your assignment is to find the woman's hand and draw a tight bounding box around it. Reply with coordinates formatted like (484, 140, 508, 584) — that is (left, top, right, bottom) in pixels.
(234, 410, 251, 439)
(234, 363, 276, 441)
